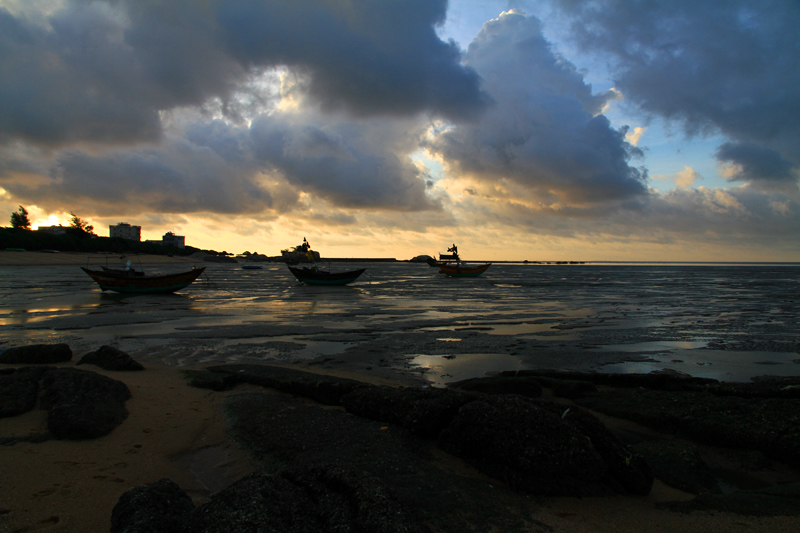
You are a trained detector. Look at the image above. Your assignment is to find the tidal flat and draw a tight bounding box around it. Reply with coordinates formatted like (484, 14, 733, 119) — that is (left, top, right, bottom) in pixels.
(2, 258, 799, 385)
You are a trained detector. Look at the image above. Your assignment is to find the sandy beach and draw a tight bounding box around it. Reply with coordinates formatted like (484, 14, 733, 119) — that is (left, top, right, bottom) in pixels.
(2, 358, 799, 532)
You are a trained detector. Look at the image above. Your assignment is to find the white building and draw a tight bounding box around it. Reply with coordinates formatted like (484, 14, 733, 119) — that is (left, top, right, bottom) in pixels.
(109, 222, 141, 241)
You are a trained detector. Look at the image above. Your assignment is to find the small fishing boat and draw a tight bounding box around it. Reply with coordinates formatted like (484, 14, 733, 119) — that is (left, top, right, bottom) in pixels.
(241, 264, 264, 270)
(81, 265, 206, 294)
(436, 244, 491, 277)
(283, 239, 366, 285)
(287, 265, 366, 286)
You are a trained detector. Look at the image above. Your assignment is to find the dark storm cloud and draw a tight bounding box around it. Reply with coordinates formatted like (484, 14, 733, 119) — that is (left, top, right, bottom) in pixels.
(716, 142, 795, 184)
(7, 139, 276, 215)
(215, 0, 490, 120)
(426, 11, 647, 206)
(248, 111, 436, 210)
(553, 0, 800, 183)
(0, 5, 162, 145)
(0, 0, 488, 147)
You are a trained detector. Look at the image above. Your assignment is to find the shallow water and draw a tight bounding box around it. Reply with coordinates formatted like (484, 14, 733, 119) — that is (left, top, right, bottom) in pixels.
(1, 262, 799, 385)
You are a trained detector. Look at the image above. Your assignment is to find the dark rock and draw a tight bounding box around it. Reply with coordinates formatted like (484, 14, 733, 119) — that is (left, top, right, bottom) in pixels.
(222, 391, 547, 532)
(181, 369, 232, 391)
(502, 370, 717, 391)
(437, 395, 610, 496)
(448, 375, 543, 398)
(110, 478, 195, 533)
(204, 364, 366, 404)
(552, 379, 598, 399)
(631, 440, 721, 494)
(575, 387, 800, 469)
(663, 482, 800, 516)
(548, 404, 654, 495)
(188, 467, 431, 533)
(77, 345, 144, 371)
(0, 367, 44, 418)
(0, 343, 72, 364)
(341, 385, 476, 438)
(40, 367, 130, 439)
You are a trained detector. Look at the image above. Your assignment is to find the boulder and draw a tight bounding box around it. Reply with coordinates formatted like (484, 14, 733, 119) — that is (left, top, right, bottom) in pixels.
(664, 482, 800, 516)
(0, 367, 45, 418)
(40, 367, 130, 439)
(436, 395, 610, 496)
(203, 364, 366, 405)
(449, 375, 543, 398)
(341, 385, 475, 438)
(186, 467, 431, 533)
(110, 478, 195, 533)
(631, 440, 721, 494)
(77, 345, 144, 371)
(0, 343, 72, 364)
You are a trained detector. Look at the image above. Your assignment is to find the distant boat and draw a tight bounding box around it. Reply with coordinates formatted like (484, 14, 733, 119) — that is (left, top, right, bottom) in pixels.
(81, 266, 206, 294)
(281, 237, 320, 263)
(287, 265, 366, 286)
(436, 244, 491, 277)
(241, 264, 264, 270)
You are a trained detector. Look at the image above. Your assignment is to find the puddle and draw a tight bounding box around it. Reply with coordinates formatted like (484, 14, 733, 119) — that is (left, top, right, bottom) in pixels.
(409, 353, 527, 388)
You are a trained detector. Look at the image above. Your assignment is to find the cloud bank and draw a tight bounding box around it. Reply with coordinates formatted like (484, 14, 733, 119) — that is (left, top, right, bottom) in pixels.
(0, 0, 797, 259)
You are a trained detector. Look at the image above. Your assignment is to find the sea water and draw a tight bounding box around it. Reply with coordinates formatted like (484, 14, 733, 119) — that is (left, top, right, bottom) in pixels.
(1, 262, 798, 386)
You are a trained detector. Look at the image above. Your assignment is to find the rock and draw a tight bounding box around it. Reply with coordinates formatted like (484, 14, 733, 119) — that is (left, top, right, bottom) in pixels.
(436, 395, 610, 496)
(203, 364, 366, 405)
(0, 367, 45, 418)
(552, 379, 598, 399)
(110, 478, 195, 533)
(663, 482, 800, 516)
(631, 440, 721, 494)
(187, 467, 431, 533)
(0, 343, 72, 364)
(40, 367, 130, 439)
(449, 375, 543, 398)
(546, 403, 653, 495)
(77, 345, 144, 371)
(576, 388, 800, 468)
(341, 385, 476, 438)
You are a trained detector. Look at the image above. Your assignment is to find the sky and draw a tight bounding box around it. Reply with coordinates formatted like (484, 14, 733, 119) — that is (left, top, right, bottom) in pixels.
(1, 0, 798, 261)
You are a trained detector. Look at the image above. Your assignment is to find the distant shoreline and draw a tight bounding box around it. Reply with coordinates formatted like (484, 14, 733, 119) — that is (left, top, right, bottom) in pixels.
(2, 250, 798, 267)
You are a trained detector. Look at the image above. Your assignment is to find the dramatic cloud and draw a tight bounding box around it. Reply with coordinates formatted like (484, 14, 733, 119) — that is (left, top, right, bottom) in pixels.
(553, 0, 800, 185)
(0, 1, 798, 260)
(426, 11, 647, 208)
(0, 0, 488, 148)
(716, 142, 796, 185)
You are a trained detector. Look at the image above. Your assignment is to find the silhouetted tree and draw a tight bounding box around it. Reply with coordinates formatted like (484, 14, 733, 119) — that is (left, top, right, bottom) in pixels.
(69, 212, 95, 235)
(10, 205, 31, 230)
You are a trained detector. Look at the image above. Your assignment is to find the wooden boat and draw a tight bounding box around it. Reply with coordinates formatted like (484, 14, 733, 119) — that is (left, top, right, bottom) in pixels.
(436, 244, 491, 277)
(81, 266, 206, 294)
(287, 265, 366, 286)
(437, 262, 491, 277)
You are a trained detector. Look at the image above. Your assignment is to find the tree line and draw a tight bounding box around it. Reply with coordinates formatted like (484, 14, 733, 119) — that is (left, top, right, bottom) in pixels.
(2, 205, 206, 256)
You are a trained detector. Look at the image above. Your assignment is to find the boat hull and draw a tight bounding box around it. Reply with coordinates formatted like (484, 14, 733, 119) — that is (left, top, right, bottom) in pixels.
(81, 267, 205, 294)
(288, 266, 366, 285)
(437, 263, 491, 277)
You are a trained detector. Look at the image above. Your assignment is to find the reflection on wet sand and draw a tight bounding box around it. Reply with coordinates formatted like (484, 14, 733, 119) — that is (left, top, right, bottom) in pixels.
(2, 262, 799, 385)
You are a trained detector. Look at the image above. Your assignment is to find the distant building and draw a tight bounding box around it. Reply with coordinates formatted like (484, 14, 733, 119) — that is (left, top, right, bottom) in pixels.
(36, 225, 67, 235)
(109, 222, 141, 241)
(145, 231, 187, 248)
(161, 232, 185, 249)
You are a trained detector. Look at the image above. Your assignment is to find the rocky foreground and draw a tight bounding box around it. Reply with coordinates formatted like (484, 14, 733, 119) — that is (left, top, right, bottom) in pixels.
(2, 344, 800, 532)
